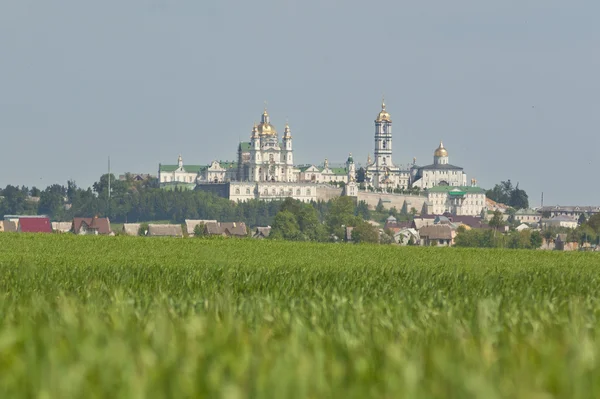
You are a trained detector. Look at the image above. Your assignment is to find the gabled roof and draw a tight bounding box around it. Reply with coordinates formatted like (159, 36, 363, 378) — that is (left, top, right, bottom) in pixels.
(51, 222, 72, 233)
(19, 217, 52, 233)
(72, 217, 112, 235)
(185, 219, 217, 235)
(122, 223, 141, 236)
(419, 224, 454, 240)
(3, 220, 17, 232)
(148, 224, 183, 237)
(253, 227, 271, 238)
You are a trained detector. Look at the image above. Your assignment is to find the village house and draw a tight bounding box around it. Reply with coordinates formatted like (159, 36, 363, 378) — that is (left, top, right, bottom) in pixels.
(418, 224, 456, 246)
(72, 217, 113, 235)
(17, 216, 52, 233)
(122, 223, 142, 236)
(148, 224, 184, 237)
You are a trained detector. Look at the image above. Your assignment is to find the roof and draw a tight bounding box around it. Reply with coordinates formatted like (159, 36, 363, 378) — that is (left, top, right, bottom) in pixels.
(253, 226, 271, 238)
(418, 163, 463, 171)
(239, 142, 252, 152)
(419, 224, 454, 240)
(51, 222, 72, 233)
(428, 186, 486, 194)
(148, 224, 183, 237)
(548, 215, 578, 222)
(122, 223, 141, 236)
(515, 208, 540, 215)
(185, 219, 217, 235)
(219, 161, 238, 170)
(72, 217, 112, 235)
(412, 218, 436, 230)
(19, 217, 52, 233)
(440, 214, 488, 229)
(159, 164, 206, 173)
(321, 167, 347, 176)
(3, 220, 17, 232)
(541, 206, 600, 213)
(204, 222, 247, 237)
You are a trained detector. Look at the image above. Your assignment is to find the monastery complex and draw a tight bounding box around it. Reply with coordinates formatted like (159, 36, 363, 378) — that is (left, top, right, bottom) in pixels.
(158, 101, 486, 216)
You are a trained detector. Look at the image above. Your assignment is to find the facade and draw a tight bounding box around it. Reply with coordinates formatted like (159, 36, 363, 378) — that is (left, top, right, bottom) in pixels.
(541, 215, 579, 229)
(411, 142, 468, 189)
(426, 185, 487, 216)
(514, 209, 542, 224)
(540, 206, 600, 219)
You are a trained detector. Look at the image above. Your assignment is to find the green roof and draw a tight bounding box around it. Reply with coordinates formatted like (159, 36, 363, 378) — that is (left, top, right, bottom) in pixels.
(159, 182, 196, 191)
(159, 165, 206, 173)
(330, 167, 347, 176)
(428, 186, 486, 194)
(219, 161, 238, 170)
(239, 142, 252, 151)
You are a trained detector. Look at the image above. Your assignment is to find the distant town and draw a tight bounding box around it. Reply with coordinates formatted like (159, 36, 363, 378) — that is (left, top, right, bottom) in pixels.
(1, 102, 599, 251)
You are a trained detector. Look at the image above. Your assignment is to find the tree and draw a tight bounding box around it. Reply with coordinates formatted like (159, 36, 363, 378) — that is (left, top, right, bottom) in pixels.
(39, 184, 66, 218)
(351, 221, 379, 244)
(270, 210, 301, 240)
(585, 213, 600, 233)
(509, 184, 529, 210)
(529, 230, 542, 249)
(356, 167, 366, 183)
(400, 200, 408, 216)
(488, 210, 505, 231)
(578, 213, 587, 225)
(355, 200, 371, 220)
(375, 199, 384, 213)
(193, 223, 206, 237)
(138, 223, 149, 236)
(326, 196, 360, 239)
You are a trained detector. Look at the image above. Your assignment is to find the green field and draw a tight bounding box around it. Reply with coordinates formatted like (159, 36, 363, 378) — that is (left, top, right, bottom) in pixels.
(0, 234, 599, 398)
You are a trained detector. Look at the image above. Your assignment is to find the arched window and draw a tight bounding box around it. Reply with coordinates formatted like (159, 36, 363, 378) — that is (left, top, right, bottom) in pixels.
(296, 189, 301, 196)
(235, 188, 240, 195)
(306, 189, 311, 196)
(246, 188, 251, 195)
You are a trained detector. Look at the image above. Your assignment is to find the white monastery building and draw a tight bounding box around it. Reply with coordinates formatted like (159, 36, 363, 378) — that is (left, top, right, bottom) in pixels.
(157, 100, 481, 211)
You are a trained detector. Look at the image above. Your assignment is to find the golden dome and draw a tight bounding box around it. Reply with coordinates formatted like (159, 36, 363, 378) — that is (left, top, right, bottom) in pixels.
(434, 141, 448, 157)
(375, 98, 392, 123)
(257, 122, 277, 135)
(257, 106, 277, 135)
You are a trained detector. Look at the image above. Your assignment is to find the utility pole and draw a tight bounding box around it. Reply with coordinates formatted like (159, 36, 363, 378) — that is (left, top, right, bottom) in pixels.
(108, 156, 111, 217)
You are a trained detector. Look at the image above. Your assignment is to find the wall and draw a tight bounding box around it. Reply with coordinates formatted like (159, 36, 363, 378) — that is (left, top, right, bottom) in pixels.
(357, 191, 427, 212)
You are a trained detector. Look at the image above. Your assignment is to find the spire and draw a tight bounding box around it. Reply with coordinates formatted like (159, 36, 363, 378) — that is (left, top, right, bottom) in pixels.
(381, 95, 386, 111)
(261, 101, 269, 124)
(284, 121, 291, 138)
(178, 154, 183, 168)
(251, 122, 258, 139)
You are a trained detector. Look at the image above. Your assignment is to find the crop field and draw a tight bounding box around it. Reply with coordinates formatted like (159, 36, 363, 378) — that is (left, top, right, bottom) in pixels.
(0, 234, 599, 398)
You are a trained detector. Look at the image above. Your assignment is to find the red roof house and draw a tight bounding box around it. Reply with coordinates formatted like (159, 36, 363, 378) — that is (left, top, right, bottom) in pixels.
(18, 217, 52, 233)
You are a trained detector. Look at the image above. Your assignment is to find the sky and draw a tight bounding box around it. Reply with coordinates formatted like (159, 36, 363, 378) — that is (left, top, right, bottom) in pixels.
(1, 0, 599, 205)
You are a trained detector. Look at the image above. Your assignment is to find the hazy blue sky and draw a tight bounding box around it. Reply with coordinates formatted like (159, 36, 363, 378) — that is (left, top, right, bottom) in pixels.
(1, 0, 598, 205)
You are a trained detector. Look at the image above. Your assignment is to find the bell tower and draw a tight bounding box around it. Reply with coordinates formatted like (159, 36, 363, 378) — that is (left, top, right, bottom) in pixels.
(374, 98, 393, 169)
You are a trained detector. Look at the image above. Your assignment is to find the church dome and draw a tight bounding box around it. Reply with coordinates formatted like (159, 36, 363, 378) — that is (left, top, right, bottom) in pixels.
(257, 108, 277, 136)
(434, 141, 448, 157)
(375, 99, 392, 123)
(257, 122, 277, 135)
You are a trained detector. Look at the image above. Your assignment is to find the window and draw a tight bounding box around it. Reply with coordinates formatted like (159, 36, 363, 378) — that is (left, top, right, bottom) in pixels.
(307, 189, 311, 196)
(296, 189, 301, 196)
(235, 188, 240, 195)
(246, 188, 251, 195)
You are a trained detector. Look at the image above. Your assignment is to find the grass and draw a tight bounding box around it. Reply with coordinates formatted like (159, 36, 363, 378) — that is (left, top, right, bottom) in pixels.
(0, 233, 599, 398)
